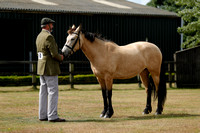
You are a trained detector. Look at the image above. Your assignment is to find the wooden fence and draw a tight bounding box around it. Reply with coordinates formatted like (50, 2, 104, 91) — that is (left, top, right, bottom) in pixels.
(0, 61, 89, 89)
(0, 61, 176, 88)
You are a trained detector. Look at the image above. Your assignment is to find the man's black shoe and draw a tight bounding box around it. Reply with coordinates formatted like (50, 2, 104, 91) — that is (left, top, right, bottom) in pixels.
(39, 118, 48, 121)
(49, 118, 66, 122)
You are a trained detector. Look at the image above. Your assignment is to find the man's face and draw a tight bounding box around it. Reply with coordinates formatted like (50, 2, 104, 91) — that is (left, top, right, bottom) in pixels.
(49, 23, 53, 29)
(48, 23, 54, 32)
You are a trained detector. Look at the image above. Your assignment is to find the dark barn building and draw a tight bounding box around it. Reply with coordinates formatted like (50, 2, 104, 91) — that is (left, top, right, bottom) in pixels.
(0, 0, 181, 74)
(175, 46, 200, 88)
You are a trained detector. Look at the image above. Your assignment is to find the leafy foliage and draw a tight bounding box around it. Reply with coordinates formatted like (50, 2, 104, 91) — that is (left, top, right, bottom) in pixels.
(147, 0, 200, 49)
(177, 0, 200, 49)
(147, 0, 181, 13)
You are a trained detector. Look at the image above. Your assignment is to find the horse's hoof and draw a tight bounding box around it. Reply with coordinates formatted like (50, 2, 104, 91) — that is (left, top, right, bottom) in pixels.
(100, 110, 107, 118)
(100, 114, 105, 118)
(143, 110, 150, 115)
(103, 110, 114, 118)
(104, 114, 112, 118)
(104, 115, 109, 118)
(155, 112, 162, 115)
(155, 111, 162, 115)
(142, 112, 148, 115)
(143, 107, 152, 115)
(155, 109, 162, 115)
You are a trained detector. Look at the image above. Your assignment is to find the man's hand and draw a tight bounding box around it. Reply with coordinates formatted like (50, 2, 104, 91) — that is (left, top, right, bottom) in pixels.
(60, 54, 64, 61)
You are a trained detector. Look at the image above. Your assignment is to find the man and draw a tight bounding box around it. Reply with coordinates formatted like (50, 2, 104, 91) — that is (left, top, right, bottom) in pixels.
(36, 17, 65, 122)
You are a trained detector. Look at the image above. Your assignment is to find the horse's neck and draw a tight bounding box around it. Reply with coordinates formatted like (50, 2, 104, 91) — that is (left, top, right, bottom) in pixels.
(81, 36, 105, 63)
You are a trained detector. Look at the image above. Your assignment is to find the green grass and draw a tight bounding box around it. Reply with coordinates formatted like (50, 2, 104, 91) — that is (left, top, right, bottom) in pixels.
(0, 84, 200, 133)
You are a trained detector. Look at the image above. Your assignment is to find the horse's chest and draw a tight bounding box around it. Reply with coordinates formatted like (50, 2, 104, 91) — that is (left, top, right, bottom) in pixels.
(91, 63, 112, 78)
(91, 65, 103, 77)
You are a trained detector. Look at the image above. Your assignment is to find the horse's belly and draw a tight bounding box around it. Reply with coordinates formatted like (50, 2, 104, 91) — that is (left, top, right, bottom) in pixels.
(113, 66, 144, 79)
(113, 73, 138, 79)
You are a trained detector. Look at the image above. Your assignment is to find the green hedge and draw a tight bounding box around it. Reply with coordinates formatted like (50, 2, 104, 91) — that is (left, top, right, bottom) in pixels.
(0, 76, 36, 86)
(0, 74, 138, 86)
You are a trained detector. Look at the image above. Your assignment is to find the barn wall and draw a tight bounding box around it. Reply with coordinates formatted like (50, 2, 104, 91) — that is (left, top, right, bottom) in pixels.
(0, 12, 181, 74)
(175, 46, 200, 88)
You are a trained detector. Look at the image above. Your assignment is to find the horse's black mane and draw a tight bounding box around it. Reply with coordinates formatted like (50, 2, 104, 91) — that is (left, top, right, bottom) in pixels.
(81, 29, 110, 43)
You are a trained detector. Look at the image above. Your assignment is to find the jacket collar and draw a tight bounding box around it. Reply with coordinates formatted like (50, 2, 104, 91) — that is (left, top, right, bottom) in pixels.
(42, 29, 51, 34)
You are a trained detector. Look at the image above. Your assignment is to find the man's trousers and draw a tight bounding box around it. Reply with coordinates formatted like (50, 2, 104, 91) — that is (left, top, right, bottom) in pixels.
(39, 75, 59, 120)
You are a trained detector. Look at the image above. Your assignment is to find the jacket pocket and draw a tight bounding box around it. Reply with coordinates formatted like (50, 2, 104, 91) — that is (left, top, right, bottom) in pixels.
(37, 60, 46, 75)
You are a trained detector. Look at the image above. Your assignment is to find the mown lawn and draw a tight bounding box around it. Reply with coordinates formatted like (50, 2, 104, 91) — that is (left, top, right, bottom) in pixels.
(0, 84, 200, 133)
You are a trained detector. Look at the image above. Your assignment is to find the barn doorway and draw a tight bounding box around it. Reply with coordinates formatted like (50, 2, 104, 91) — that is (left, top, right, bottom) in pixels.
(0, 19, 30, 75)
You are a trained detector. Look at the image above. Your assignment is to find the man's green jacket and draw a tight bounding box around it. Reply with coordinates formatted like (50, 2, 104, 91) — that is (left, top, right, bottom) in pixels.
(36, 29, 62, 76)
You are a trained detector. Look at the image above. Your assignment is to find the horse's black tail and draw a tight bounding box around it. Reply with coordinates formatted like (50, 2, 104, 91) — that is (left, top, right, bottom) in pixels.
(157, 61, 167, 111)
(148, 60, 166, 114)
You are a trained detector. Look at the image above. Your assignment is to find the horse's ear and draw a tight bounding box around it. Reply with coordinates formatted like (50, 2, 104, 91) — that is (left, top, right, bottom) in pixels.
(72, 24, 76, 30)
(79, 24, 82, 30)
(79, 24, 82, 31)
(75, 25, 81, 33)
(67, 25, 77, 34)
(67, 26, 72, 34)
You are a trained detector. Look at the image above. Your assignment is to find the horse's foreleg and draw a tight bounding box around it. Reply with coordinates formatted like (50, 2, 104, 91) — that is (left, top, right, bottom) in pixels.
(100, 89, 108, 118)
(104, 89, 114, 118)
(98, 76, 114, 118)
(97, 77, 108, 118)
(100, 88, 114, 118)
(104, 76, 114, 118)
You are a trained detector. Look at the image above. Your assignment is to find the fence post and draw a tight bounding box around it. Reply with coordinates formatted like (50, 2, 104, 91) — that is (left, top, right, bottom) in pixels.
(168, 63, 172, 88)
(69, 63, 74, 89)
(32, 62, 37, 90)
(174, 54, 177, 88)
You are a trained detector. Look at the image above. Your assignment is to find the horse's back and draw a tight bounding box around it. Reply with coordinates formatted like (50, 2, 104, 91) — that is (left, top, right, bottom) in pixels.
(123, 41, 160, 52)
(127, 42, 162, 71)
(106, 42, 161, 79)
(118, 41, 161, 59)
(92, 41, 162, 79)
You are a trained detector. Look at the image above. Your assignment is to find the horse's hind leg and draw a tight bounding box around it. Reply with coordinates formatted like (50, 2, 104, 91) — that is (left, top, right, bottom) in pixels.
(140, 69, 152, 114)
(150, 65, 166, 115)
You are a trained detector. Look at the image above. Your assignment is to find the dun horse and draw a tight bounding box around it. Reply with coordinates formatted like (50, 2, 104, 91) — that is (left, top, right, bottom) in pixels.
(62, 25, 167, 118)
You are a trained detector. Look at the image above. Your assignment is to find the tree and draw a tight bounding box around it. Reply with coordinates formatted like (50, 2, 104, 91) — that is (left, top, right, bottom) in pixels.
(147, 0, 181, 13)
(177, 0, 200, 49)
(147, 0, 200, 49)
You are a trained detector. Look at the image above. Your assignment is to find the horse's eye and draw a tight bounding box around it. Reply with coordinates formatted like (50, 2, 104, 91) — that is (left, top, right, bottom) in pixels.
(71, 38, 75, 41)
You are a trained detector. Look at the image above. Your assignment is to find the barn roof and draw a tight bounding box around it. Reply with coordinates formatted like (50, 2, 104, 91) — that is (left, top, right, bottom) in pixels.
(0, 0, 178, 17)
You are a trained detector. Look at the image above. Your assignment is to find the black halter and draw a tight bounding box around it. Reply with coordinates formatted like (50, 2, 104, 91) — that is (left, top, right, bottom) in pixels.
(65, 31, 81, 54)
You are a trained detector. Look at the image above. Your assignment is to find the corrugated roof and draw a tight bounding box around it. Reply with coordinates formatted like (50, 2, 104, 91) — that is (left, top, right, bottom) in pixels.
(0, 0, 178, 17)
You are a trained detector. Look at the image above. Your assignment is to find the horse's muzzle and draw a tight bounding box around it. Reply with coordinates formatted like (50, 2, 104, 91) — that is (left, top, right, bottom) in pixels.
(62, 52, 71, 59)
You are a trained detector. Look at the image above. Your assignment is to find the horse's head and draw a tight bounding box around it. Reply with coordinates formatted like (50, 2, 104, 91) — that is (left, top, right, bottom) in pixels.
(62, 24, 82, 57)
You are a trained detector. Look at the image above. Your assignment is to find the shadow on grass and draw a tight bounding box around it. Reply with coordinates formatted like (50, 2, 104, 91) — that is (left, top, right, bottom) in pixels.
(65, 113, 200, 123)
(127, 113, 200, 120)
(59, 88, 100, 91)
(60, 87, 143, 91)
(66, 119, 117, 123)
